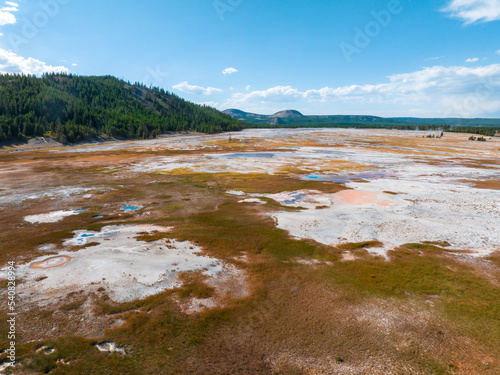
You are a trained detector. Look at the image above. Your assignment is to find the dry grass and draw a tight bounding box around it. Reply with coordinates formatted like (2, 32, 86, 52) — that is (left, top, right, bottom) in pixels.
(177, 272, 215, 299)
(174, 172, 346, 195)
(458, 178, 500, 190)
(134, 231, 171, 242)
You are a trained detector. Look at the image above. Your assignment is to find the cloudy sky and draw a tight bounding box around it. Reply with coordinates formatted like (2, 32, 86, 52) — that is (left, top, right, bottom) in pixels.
(0, 0, 500, 117)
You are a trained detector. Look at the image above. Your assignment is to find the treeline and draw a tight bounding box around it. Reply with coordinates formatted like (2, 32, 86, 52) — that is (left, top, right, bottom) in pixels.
(0, 74, 243, 143)
(249, 122, 499, 137)
(393, 124, 499, 137)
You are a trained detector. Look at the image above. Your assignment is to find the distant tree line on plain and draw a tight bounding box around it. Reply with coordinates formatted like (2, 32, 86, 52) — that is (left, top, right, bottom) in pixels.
(393, 124, 499, 137)
(249, 122, 499, 137)
(0, 73, 243, 144)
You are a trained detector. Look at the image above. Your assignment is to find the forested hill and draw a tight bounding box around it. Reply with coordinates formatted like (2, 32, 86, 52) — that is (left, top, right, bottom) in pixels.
(224, 109, 500, 136)
(0, 74, 244, 144)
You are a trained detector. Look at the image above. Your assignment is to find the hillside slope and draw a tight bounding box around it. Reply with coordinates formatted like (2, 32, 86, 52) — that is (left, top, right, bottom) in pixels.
(0, 74, 244, 144)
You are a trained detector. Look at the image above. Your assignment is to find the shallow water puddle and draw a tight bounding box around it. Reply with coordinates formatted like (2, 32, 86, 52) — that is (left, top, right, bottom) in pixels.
(262, 190, 335, 209)
(71, 233, 96, 246)
(35, 346, 55, 355)
(303, 171, 390, 183)
(38, 244, 55, 252)
(122, 206, 140, 211)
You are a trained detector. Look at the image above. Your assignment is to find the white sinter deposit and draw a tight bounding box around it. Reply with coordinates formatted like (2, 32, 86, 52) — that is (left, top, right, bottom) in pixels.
(265, 178, 500, 256)
(24, 210, 80, 224)
(6, 225, 247, 305)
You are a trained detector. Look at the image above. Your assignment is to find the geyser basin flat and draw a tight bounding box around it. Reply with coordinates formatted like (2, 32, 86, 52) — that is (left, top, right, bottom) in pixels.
(1, 128, 499, 373)
(267, 178, 499, 255)
(12, 225, 247, 304)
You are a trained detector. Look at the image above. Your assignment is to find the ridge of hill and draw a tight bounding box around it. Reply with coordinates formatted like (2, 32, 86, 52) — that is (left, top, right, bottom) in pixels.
(0, 74, 244, 144)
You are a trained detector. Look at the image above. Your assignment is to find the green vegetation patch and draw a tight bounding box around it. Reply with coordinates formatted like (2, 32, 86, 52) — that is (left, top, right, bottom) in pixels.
(176, 172, 346, 195)
(337, 240, 383, 251)
(134, 231, 171, 242)
(177, 202, 328, 260)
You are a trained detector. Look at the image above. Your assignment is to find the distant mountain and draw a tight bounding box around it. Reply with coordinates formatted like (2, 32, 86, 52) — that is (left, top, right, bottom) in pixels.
(270, 110, 304, 119)
(223, 109, 500, 129)
(0, 74, 244, 144)
(222, 109, 268, 123)
(223, 109, 405, 126)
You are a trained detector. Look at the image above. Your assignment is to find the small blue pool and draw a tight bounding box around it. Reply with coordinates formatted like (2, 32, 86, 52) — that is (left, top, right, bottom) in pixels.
(303, 172, 388, 183)
(282, 192, 307, 204)
(122, 206, 140, 211)
(74, 233, 95, 245)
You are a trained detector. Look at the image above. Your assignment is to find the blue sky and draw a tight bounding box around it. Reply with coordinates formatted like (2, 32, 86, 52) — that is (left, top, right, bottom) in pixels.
(0, 0, 500, 117)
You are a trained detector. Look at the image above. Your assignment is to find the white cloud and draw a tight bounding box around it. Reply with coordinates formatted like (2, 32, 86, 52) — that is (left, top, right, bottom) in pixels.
(496, 49, 500, 55)
(245, 85, 251, 91)
(222, 67, 238, 75)
(229, 86, 303, 104)
(466, 57, 479, 62)
(172, 81, 222, 95)
(224, 64, 500, 117)
(443, 0, 500, 24)
(0, 0, 19, 26)
(72, 63, 78, 66)
(0, 48, 70, 75)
